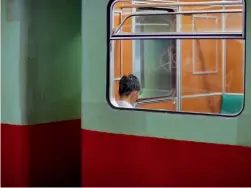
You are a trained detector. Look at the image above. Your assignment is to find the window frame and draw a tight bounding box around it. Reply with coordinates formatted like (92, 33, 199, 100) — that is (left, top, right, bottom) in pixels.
(107, 0, 246, 117)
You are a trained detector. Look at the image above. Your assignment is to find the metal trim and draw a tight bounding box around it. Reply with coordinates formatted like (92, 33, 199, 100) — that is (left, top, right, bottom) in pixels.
(110, 32, 244, 40)
(136, 91, 244, 105)
(114, 77, 121, 81)
(136, 92, 223, 105)
(120, 12, 123, 76)
(176, 4, 182, 111)
(222, 3, 226, 93)
(116, 1, 243, 8)
(113, 9, 242, 35)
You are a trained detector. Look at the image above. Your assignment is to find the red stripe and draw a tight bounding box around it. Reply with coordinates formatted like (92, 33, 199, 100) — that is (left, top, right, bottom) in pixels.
(2, 121, 251, 187)
(1, 120, 81, 187)
(82, 129, 251, 187)
(1, 125, 31, 186)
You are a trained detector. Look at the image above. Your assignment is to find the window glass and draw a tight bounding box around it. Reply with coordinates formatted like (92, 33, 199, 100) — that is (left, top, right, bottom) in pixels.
(109, 1, 245, 116)
(134, 9, 176, 99)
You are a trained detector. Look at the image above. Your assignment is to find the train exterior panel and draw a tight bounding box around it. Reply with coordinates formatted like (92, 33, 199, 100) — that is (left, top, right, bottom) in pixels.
(82, 0, 251, 186)
(1, 0, 251, 187)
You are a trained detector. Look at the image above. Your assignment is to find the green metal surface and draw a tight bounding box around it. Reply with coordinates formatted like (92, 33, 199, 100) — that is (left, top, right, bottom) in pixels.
(1, 0, 23, 124)
(1, 0, 82, 125)
(81, 0, 251, 147)
(26, 0, 82, 124)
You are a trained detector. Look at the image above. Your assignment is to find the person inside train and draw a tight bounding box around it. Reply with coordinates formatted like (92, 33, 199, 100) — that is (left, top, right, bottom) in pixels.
(116, 74, 142, 108)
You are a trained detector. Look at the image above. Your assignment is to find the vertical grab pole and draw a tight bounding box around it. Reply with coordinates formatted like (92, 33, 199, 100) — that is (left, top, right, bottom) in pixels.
(222, 2, 226, 93)
(120, 11, 123, 77)
(242, 2, 246, 92)
(110, 10, 115, 100)
(132, 1, 136, 77)
(176, 3, 182, 111)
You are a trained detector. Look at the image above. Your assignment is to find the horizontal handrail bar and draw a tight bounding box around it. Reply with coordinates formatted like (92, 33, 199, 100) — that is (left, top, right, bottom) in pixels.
(118, 1, 243, 9)
(113, 9, 242, 34)
(110, 32, 244, 40)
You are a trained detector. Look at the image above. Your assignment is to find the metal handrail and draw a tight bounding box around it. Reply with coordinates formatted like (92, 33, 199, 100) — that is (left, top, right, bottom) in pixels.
(113, 9, 242, 34)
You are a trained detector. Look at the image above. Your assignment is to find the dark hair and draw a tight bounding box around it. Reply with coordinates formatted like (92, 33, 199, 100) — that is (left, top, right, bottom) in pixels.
(119, 74, 141, 97)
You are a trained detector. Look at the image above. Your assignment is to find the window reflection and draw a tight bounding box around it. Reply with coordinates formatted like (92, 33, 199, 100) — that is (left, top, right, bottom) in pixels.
(134, 8, 177, 99)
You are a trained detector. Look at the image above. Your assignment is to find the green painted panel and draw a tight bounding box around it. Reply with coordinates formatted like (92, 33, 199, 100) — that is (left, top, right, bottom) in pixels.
(82, 0, 250, 146)
(26, 0, 82, 124)
(1, 0, 23, 124)
(1, 0, 82, 125)
(236, 1, 251, 146)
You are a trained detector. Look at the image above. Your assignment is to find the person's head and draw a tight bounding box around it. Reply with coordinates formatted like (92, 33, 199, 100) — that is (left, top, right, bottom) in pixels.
(119, 74, 141, 103)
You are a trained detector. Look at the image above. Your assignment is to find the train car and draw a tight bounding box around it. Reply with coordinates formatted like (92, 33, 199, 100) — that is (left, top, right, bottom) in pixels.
(82, 0, 251, 187)
(1, 0, 251, 187)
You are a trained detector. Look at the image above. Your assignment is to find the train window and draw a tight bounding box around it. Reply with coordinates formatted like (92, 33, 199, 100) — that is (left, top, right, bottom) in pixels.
(108, 0, 245, 116)
(133, 8, 176, 99)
